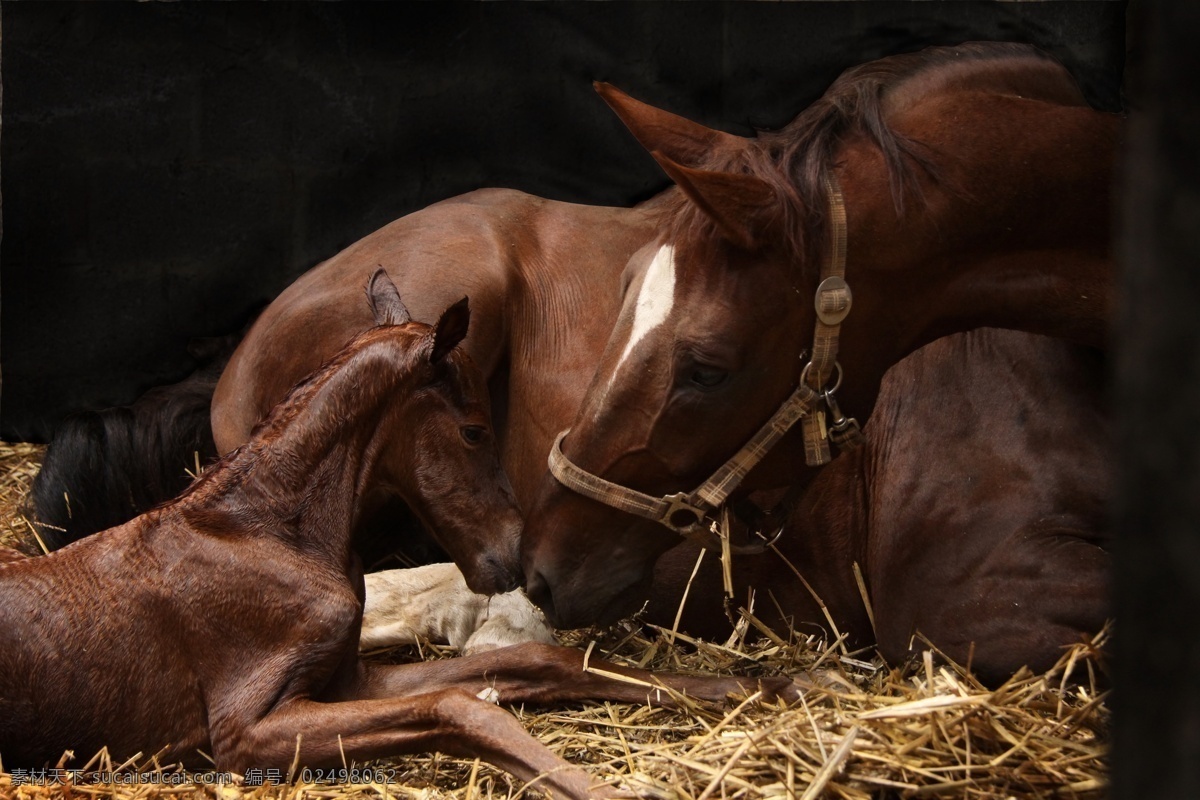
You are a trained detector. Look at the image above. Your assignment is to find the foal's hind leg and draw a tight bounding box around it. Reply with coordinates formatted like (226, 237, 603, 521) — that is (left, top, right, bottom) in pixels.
(360, 563, 554, 654)
(0, 547, 28, 565)
(217, 689, 605, 799)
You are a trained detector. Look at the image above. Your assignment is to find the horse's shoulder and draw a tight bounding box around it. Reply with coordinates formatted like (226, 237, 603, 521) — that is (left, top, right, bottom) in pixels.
(865, 330, 1107, 504)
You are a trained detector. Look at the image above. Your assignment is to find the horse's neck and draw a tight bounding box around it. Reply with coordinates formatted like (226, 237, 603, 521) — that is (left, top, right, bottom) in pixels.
(837, 96, 1117, 391)
(500, 198, 667, 503)
(880, 46, 1088, 114)
(508, 199, 664, 360)
(190, 344, 404, 563)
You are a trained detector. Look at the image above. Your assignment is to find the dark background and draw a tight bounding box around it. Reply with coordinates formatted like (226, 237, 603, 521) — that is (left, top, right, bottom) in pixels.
(11, 4, 1200, 796)
(0, 1, 1128, 441)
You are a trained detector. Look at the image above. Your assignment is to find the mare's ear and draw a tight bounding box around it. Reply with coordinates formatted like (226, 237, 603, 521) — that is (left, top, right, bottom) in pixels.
(652, 152, 776, 251)
(430, 297, 470, 364)
(595, 82, 746, 167)
(367, 268, 412, 326)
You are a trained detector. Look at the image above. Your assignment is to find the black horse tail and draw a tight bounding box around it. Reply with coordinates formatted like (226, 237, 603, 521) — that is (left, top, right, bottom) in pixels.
(26, 334, 238, 550)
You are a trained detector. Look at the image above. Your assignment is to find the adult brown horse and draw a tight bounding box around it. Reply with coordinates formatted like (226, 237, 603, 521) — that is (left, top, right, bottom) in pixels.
(32, 43, 1118, 680)
(519, 43, 1118, 668)
(1, 273, 783, 796)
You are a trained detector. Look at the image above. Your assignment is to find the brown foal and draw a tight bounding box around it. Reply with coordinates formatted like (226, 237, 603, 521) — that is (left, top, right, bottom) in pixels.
(0, 272, 784, 798)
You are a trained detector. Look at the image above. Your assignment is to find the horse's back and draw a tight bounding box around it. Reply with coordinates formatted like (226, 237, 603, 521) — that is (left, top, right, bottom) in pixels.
(214, 189, 523, 450)
(879, 42, 1089, 115)
(212, 187, 659, 500)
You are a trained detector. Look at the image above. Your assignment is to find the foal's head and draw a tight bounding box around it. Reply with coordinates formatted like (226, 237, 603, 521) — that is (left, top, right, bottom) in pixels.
(362, 271, 523, 595)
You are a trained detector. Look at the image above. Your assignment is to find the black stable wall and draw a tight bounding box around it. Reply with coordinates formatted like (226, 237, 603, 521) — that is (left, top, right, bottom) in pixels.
(0, 1, 1127, 441)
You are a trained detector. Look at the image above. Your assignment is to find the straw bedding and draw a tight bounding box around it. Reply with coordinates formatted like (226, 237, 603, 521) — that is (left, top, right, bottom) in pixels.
(0, 443, 1108, 799)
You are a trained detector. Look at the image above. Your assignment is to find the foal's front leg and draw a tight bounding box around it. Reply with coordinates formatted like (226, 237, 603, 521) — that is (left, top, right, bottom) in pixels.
(217, 689, 607, 799)
(358, 641, 798, 706)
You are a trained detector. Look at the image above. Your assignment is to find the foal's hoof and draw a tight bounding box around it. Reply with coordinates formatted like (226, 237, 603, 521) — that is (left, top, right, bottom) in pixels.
(792, 668, 851, 693)
(757, 675, 804, 704)
(755, 672, 845, 704)
(461, 591, 557, 655)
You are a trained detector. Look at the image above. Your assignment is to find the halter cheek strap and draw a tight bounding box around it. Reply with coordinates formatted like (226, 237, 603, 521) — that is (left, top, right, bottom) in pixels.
(547, 172, 864, 550)
(802, 175, 859, 465)
(548, 374, 823, 550)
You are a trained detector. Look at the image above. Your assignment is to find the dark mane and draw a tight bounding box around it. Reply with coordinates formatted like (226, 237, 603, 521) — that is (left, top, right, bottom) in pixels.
(666, 42, 1063, 273)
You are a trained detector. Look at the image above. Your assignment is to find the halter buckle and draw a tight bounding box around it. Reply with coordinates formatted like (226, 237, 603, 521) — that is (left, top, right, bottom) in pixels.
(823, 388, 847, 427)
(815, 275, 852, 325)
(658, 492, 711, 533)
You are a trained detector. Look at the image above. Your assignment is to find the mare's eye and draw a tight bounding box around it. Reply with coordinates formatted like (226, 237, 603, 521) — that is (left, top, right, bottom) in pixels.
(461, 425, 487, 446)
(690, 366, 729, 389)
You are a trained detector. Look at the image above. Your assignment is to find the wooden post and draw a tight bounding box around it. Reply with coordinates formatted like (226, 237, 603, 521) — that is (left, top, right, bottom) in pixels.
(1114, 2, 1200, 796)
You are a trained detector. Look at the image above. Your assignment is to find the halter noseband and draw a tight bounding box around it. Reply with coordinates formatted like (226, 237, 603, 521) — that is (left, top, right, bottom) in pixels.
(547, 173, 864, 553)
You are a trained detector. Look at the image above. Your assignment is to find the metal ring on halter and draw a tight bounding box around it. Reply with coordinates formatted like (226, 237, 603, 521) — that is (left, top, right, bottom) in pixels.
(719, 517, 787, 555)
(799, 360, 843, 394)
(688, 513, 787, 556)
(752, 521, 786, 550)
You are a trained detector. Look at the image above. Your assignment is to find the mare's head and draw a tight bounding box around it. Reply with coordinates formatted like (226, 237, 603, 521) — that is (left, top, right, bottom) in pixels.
(522, 85, 856, 628)
(364, 271, 523, 595)
(525, 43, 1107, 627)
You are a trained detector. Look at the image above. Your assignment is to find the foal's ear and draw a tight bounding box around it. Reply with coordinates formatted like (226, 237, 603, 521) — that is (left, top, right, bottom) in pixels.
(367, 268, 412, 326)
(595, 82, 746, 167)
(430, 297, 470, 364)
(652, 152, 776, 251)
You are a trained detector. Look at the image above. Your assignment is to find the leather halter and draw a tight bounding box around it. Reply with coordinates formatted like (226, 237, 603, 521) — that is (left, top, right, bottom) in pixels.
(547, 173, 863, 553)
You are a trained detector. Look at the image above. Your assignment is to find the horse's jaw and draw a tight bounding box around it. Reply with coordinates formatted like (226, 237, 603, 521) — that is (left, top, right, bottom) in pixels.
(521, 485, 674, 629)
(525, 558, 655, 631)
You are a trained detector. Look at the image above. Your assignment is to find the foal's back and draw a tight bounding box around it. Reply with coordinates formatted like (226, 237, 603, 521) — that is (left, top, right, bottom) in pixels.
(0, 513, 360, 767)
(0, 520, 214, 764)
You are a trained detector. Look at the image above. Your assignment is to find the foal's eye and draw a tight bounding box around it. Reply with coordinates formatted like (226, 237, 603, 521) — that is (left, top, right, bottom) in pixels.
(461, 425, 488, 445)
(690, 366, 729, 389)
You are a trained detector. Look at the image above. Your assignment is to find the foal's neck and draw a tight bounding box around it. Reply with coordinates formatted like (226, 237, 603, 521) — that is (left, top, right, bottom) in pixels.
(184, 333, 415, 566)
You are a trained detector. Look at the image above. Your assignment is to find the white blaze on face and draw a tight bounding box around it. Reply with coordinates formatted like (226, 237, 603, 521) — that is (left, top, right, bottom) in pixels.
(587, 243, 677, 424)
(616, 244, 676, 371)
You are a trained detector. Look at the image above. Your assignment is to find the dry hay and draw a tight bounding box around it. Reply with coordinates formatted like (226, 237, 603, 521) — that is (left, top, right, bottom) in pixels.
(0, 443, 1109, 800)
(0, 443, 46, 556)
